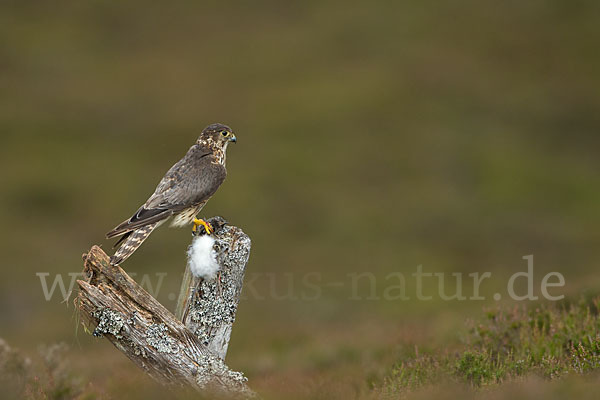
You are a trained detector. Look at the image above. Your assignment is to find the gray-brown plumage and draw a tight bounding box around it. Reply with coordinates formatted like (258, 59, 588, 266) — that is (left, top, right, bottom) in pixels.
(106, 123, 237, 266)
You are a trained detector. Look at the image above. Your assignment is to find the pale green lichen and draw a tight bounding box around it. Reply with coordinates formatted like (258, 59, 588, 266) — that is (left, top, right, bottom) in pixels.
(145, 323, 179, 354)
(92, 308, 125, 338)
(195, 353, 248, 387)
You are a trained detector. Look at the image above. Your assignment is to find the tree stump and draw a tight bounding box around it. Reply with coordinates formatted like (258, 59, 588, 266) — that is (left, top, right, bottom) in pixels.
(76, 217, 255, 398)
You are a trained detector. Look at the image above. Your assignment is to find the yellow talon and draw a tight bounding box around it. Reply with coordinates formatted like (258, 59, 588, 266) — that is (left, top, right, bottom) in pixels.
(192, 218, 213, 235)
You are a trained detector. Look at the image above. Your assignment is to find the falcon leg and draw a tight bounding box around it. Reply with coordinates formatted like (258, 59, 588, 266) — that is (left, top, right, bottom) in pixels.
(192, 218, 213, 235)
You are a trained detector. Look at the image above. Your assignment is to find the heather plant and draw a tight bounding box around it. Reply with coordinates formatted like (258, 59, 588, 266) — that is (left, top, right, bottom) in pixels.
(381, 298, 600, 396)
(0, 338, 97, 400)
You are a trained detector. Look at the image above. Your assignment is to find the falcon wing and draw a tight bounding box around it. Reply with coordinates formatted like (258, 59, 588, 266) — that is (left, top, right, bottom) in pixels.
(106, 145, 227, 238)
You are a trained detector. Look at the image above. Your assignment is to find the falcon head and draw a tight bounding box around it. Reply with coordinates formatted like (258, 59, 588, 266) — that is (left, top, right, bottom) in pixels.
(198, 123, 237, 149)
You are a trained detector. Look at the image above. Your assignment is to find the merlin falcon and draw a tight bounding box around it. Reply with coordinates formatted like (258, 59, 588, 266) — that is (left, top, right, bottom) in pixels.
(106, 123, 237, 266)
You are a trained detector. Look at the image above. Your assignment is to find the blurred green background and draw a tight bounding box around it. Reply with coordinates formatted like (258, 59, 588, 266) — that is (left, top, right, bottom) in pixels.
(1, 1, 599, 398)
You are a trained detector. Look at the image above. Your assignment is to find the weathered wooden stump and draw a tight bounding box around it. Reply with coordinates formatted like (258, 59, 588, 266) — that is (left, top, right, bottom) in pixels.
(76, 217, 255, 398)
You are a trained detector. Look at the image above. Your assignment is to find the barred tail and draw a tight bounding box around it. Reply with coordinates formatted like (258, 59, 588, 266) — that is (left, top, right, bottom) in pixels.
(110, 223, 158, 265)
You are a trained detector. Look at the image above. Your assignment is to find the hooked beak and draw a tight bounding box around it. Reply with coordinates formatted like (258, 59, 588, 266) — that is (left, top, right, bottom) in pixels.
(229, 135, 237, 143)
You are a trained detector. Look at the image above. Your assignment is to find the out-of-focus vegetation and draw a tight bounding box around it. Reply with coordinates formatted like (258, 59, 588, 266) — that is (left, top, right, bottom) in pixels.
(0, 338, 98, 400)
(381, 297, 600, 396)
(7, 298, 600, 399)
(1, 1, 599, 398)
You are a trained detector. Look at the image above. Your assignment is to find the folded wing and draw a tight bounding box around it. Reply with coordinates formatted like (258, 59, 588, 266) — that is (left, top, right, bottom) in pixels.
(106, 145, 226, 239)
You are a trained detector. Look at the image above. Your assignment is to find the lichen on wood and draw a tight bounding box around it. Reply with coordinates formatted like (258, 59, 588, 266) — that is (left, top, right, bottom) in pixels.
(76, 218, 255, 398)
(177, 216, 252, 360)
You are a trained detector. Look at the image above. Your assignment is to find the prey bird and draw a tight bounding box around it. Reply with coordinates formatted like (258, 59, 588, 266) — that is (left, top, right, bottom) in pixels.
(106, 123, 237, 266)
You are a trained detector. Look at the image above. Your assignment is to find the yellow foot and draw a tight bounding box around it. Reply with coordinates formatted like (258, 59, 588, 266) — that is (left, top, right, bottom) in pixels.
(192, 218, 213, 235)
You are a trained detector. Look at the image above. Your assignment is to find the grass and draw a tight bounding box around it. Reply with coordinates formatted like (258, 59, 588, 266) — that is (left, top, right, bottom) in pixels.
(380, 298, 600, 396)
(6, 298, 600, 399)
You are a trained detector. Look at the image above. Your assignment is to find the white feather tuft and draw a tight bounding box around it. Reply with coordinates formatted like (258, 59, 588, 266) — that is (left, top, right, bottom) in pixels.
(187, 235, 220, 279)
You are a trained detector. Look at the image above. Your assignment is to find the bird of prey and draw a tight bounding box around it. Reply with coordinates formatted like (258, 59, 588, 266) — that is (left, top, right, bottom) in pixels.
(106, 123, 237, 266)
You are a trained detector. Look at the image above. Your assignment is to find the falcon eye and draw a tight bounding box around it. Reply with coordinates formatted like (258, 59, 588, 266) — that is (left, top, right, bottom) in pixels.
(220, 130, 229, 137)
